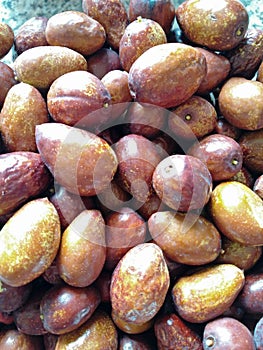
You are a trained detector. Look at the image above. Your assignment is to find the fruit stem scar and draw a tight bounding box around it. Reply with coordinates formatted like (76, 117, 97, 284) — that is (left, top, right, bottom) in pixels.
(185, 114, 191, 121)
(236, 26, 244, 37)
(205, 336, 215, 348)
(232, 158, 239, 166)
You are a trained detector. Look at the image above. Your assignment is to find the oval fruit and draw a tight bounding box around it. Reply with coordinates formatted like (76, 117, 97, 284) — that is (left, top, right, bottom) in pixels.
(82, 0, 128, 50)
(236, 273, 263, 314)
(0, 22, 14, 59)
(13, 46, 87, 89)
(210, 181, 263, 245)
(0, 61, 17, 107)
(47, 70, 111, 128)
(176, 0, 249, 51)
(148, 211, 221, 265)
(119, 17, 167, 72)
(239, 129, 263, 174)
(35, 122, 118, 196)
(0, 82, 49, 151)
(14, 16, 48, 55)
(40, 284, 101, 335)
(172, 264, 245, 323)
(218, 77, 263, 130)
(57, 210, 106, 287)
(0, 198, 61, 287)
(128, 43, 207, 108)
(154, 313, 203, 350)
(55, 310, 118, 350)
(187, 134, 243, 181)
(45, 11, 106, 56)
(203, 317, 255, 350)
(110, 243, 170, 327)
(152, 154, 212, 212)
(0, 151, 51, 216)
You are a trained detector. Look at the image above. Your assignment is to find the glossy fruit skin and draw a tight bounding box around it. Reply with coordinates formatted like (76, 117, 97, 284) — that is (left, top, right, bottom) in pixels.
(254, 175, 263, 199)
(13, 46, 87, 89)
(203, 317, 256, 350)
(172, 264, 245, 323)
(195, 48, 231, 95)
(154, 313, 203, 350)
(128, 43, 207, 108)
(176, 0, 249, 51)
(0, 280, 32, 313)
(168, 95, 217, 140)
(187, 134, 243, 181)
(40, 284, 101, 335)
(105, 207, 147, 271)
(236, 274, 263, 314)
(148, 211, 221, 265)
(0, 151, 52, 216)
(54, 309, 118, 350)
(57, 210, 106, 287)
(119, 17, 167, 72)
(223, 28, 263, 80)
(35, 123, 118, 197)
(0, 22, 14, 59)
(128, 0, 175, 34)
(0, 198, 61, 287)
(114, 134, 162, 202)
(14, 16, 48, 55)
(219, 77, 263, 130)
(209, 181, 263, 246)
(152, 154, 212, 212)
(0, 329, 44, 349)
(110, 243, 170, 327)
(239, 129, 263, 174)
(47, 70, 111, 129)
(45, 11, 106, 56)
(216, 236, 262, 271)
(0, 82, 49, 152)
(0, 61, 17, 107)
(86, 48, 121, 80)
(82, 0, 128, 50)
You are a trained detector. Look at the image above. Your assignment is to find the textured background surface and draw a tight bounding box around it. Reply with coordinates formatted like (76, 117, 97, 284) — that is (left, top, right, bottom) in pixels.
(0, 0, 262, 64)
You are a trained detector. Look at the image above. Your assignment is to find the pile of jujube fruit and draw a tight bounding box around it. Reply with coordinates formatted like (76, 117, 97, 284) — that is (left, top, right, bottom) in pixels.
(0, 0, 263, 348)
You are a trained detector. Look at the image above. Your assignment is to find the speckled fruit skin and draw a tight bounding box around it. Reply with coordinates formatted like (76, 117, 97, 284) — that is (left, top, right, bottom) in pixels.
(172, 264, 245, 323)
(0, 22, 14, 59)
(152, 154, 212, 212)
(218, 77, 263, 130)
(176, 0, 249, 51)
(57, 210, 106, 287)
(210, 181, 263, 246)
(154, 313, 203, 350)
(223, 28, 263, 80)
(35, 123, 118, 197)
(110, 243, 170, 327)
(0, 198, 61, 287)
(187, 134, 243, 181)
(13, 46, 87, 89)
(148, 211, 221, 266)
(0, 82, 49, 152)
(195, 48, 231, 95)
(47, 70, 111, 128)
(40, 284, 101, 335)
(239, 129, 263, 174)
(54, 310, 118, 350)
(14, 16, 48, 55)
(0, 62, 17, 107)
(0, 329, 44, 349)
(128, 0, 175, 34)
(119, 17, 167, 72)
(203, 317, 256, 350)
(114, 134, 162, 202)
(168, 95, 217, 140)
(45, 11, 106, 56)
(128, 43, 207, 108)
(82, 0, 128, 50)
(0, 151, 52, 216)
